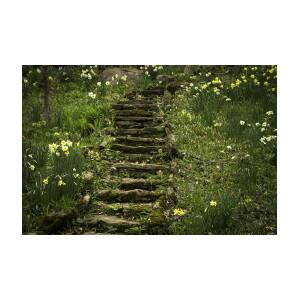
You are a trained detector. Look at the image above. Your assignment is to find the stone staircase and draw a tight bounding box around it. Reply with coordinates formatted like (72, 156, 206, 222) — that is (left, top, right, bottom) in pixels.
(78, 88, 175, 234)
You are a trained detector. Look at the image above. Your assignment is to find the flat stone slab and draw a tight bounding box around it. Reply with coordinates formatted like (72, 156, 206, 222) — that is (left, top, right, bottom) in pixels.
(115, 121, 158, 129)
(115, 116, 157, 122)
(115, 110, 154, 117)
(116, 153, 163, 162)
(112, 162, 168, 171)
(95, 201, 154, 214)
(119, 178, 163, 190)
(115, 136, 165, 146)
(85, 214, 139, 226)
(111, 144, 163, 154)
(97, 189, 164, 202)
(114, 126, 165, 137)
(140, 88, 165, 96)
(112, 103, 158, 110)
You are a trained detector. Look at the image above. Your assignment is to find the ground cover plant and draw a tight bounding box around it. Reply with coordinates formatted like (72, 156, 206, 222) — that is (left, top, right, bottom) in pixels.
(22, 65, 277, 234)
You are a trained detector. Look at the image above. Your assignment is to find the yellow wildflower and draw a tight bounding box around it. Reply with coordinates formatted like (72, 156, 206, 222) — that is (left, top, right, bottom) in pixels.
(58, 179, 66, 186)
(210, 200, 217, 207)
(49, 143, 59, 154)
(43, 178, 49, 185)
(173, 208, 186, 216)
(61, 145, 68, 152)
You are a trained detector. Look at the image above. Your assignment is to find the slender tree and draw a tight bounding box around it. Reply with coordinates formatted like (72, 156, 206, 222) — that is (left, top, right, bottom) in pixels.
(42, 65, 50, 123)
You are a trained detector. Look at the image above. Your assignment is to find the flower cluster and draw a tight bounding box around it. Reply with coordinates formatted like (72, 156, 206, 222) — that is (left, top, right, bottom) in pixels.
(180, 66, 277, 103)
(87, 150, 100, 160)
(88, 92, 96, 99)
(258, 110, 277, 144)
(80, 67, 96, 80)
(49, 140, 74, 157)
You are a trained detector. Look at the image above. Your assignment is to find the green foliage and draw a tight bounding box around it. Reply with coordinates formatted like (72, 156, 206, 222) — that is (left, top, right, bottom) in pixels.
(22, 65, 277, 235)
(167, 65, 277, 235)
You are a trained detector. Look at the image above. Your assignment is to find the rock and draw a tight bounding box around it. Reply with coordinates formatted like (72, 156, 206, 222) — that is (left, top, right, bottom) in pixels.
(82, 171, 93, 182)
(101, 67, 142, 84)
(39, 209, 77, 234)
(80, 194, 91, 205)
(156, 74, 175, 83)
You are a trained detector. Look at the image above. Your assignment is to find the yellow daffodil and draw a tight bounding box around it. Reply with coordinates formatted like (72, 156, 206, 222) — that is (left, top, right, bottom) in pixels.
(58, 179, 66, 186)
(173, 208, 186, 216)
(49, 143, 58, 154)
(210, 200, 217, 207)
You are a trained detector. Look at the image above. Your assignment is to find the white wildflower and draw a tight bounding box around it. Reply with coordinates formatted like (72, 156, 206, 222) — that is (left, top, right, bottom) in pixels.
(88, 92, 96, 99)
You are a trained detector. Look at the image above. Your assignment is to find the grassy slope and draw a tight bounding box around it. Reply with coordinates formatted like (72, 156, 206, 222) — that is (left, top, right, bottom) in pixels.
(165, 67, 277, 234)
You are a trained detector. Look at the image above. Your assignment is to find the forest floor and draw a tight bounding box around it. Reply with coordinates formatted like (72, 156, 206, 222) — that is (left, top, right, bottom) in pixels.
(22, 65, 277, 235)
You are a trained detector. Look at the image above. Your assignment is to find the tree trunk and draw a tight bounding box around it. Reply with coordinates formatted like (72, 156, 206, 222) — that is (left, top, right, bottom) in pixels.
(184, 65, 193, 74)
(42, 65, 50, 123)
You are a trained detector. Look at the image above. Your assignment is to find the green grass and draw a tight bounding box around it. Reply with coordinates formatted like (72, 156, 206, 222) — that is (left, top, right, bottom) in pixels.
(165, 66, 277, 234)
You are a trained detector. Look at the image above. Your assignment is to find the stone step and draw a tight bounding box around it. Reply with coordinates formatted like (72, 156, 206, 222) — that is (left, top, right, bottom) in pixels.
(84, 214, 139, 227)
(115, 121, 157, 129)
(115, 116, 158, 122)
(116, 153, 163, 162)
(140, 88, 165, 97)
(111, 162, 168, 177)
(114, 136, 165, 146)
(111, 144, 163, 154)
(97, 189, 164, 202)
(112, 103, 158, 110)
(114, 110, 154, 117)
(119, 178, 163, 190)
(114, 126, 165, 137)
(95, 201, 154, 215)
